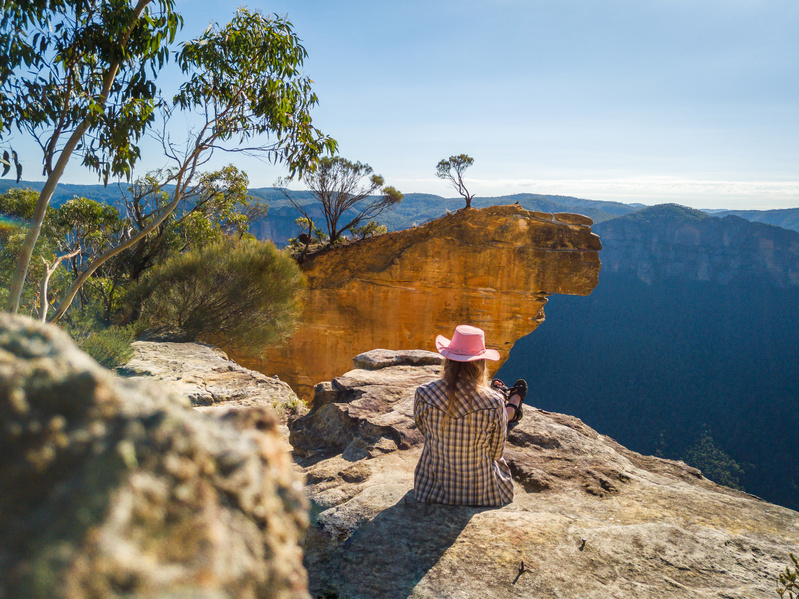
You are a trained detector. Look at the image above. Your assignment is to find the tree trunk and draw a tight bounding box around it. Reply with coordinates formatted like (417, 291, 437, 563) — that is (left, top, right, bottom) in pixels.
(6, 122, 90, 314)
(48, 191, 183, 323)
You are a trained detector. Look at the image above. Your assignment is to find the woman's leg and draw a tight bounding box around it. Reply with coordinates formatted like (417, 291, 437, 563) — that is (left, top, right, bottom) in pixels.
(493, 378, 527, 423)
(505, 392, 522, 421)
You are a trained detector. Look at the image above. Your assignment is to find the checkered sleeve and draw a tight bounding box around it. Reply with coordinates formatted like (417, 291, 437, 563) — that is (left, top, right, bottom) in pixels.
(488, 398, 508, 462)
(413, 387, 427, 435)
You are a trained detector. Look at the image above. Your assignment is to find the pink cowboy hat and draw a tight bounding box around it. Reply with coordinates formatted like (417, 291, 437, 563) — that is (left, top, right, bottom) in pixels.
(435, 324, 500, 362)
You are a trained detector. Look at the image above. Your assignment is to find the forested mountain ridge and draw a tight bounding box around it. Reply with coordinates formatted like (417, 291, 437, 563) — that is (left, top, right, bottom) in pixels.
(4, 178, 798, 239)
(711, 206, 799, 234)
(598, 203, 799, 287)
(498, 204, 799, 510)
(0, 179, 129, 207)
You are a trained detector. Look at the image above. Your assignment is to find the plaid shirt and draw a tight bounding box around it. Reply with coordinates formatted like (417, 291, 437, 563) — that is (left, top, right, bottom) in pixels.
(413, 378, 514, 506)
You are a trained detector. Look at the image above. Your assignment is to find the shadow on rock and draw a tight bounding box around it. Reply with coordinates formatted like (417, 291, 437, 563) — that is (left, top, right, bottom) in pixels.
(305, 490, 487, 599)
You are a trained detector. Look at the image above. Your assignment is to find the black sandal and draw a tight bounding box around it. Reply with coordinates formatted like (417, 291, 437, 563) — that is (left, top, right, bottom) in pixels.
(491, 378, 510, 397)
(506, 379, 528, 423)
(506, 401, 523, 423)
(509, 379, 527, 402)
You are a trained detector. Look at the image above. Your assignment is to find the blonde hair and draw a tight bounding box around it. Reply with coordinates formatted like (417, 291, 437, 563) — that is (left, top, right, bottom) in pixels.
(442, 358, 489, 422)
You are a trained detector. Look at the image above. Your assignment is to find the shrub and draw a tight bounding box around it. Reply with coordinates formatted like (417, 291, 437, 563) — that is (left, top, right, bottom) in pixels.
(78, 325, 136, 369)
(131, 237, 305, 357)
(778, 553, 799, 598)
(351, 220, 387, 239)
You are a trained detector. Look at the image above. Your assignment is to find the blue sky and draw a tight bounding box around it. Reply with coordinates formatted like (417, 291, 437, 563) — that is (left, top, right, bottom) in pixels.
(13, 0, 799, 209)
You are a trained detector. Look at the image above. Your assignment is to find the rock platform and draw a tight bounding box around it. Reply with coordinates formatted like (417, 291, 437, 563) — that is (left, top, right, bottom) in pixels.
(292, 349, 799, 599)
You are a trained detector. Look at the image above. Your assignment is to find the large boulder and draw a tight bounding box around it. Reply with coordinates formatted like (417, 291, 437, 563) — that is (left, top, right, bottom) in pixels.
(290, 349, 799, 599)
(0, 315, 310, 599)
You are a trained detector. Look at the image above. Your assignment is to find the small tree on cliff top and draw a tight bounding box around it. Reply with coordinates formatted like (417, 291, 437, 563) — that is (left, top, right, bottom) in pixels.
(436, 154, 475, 208)
(283, 156, 402, 244)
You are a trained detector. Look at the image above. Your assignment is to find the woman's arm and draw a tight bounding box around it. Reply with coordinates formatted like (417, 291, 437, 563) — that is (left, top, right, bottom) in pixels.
(487, 403, 508, 461)
(413, 387, 427, 435)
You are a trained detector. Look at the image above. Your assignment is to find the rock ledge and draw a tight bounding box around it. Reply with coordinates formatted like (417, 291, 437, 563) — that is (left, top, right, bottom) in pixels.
(291, 349, 799, 599)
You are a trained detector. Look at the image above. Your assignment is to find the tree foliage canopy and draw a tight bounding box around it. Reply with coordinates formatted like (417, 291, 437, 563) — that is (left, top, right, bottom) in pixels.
(0, 0, 181, 181)
(117, 164, 263, 285)
(173, 7, 336, 178)
(436, 154, 475, 208)
(288, 156, 402, 244)
(0, 188, 120, 319)
(1, 0, 182, 313)
(1, 3, 335, 318)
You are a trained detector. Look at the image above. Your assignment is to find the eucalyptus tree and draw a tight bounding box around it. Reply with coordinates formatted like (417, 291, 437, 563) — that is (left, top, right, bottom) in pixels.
(283, 156, 402, 244)
(1, 0, 182, 314)
(12, 7, 335, 323)
(116, 165, 263, 288)
(0, 188, 121, 320)
(436, 154, 475, 208)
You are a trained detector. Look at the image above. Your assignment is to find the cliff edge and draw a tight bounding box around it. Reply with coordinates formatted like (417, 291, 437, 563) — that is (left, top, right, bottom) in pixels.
(241, 205, 602, 398)
(292, 349, 799, 599)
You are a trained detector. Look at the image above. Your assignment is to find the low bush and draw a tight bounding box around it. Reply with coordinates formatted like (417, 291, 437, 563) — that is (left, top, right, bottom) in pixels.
(78, 325, 136, 369)
(131, 237, 305, 357)
(778, 553, 799, 598)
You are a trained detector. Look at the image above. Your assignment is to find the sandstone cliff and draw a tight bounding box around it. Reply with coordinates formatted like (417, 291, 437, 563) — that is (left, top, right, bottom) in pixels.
(595, 204, 799, 286)
(291, 350, 799, 599)
(241, 205, 602, 398)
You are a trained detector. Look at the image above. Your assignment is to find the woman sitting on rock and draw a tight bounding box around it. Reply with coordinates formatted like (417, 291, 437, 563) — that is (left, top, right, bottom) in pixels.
(413, 324, 526, 506)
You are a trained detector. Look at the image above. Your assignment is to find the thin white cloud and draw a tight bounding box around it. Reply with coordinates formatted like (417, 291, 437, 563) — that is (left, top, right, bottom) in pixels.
(394, 177, 799, 210)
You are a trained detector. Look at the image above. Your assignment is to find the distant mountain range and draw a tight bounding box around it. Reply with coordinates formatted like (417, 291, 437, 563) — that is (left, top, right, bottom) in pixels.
(3, 179, 799, 238)
(706, 207, 799, 235)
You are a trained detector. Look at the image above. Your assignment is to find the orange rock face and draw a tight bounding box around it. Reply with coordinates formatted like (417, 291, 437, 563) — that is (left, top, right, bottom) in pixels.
(240, 205, 602, 399)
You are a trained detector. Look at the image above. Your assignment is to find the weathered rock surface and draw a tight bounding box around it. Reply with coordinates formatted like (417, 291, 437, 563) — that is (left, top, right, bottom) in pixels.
(0, 315, 311, 599)
(291, 349, 799, 599)
(121, 340, 306, 421)
(241, 205, 602, 398)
